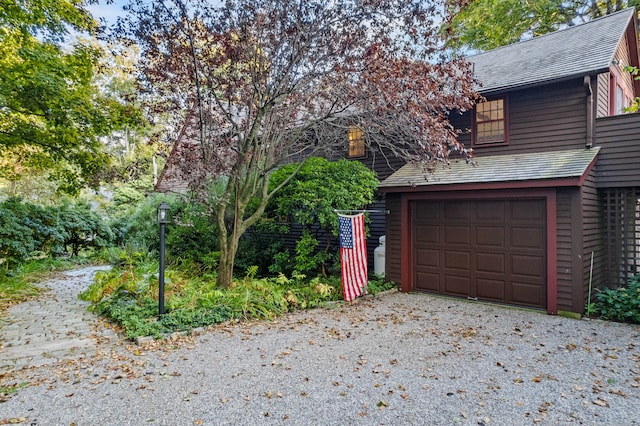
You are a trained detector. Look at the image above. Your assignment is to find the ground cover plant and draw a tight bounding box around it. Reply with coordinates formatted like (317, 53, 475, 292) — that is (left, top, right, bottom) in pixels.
(589, 274, 640, 324)
(80, 251, 395, 339)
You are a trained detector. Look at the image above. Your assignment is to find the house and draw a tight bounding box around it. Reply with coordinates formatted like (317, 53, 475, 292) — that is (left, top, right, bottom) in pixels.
(379, 8, 640, 314)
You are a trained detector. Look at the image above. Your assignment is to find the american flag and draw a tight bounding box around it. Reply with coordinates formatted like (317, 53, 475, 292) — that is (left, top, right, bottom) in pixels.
(338, 213, 368, 301)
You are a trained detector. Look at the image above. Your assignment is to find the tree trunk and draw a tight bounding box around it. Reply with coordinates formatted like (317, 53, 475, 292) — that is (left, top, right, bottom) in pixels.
(216, 233, 240, 288)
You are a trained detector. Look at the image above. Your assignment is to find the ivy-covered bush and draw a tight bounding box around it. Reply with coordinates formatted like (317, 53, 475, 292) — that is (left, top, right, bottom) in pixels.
(591, 274, 640, 324)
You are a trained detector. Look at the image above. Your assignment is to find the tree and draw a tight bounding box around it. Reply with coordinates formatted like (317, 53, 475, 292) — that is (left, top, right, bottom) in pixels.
(0, 0, 141, 194)
(120, 0, 477, 288)
(448, 0, 640, 51)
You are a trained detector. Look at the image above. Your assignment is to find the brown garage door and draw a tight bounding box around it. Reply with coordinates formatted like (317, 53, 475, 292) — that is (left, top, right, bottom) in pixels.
(412, 199, 546, 308)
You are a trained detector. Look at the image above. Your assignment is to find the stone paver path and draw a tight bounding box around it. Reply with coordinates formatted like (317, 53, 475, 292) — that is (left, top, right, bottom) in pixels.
(0, 265, 116, 373)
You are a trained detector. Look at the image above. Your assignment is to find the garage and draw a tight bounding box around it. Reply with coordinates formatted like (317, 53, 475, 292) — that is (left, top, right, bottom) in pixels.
(412, 199, 547, 308)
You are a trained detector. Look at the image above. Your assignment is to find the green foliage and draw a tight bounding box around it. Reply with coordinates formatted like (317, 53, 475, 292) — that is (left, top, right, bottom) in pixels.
(0, 0, 142, 194)
(0, 197, 113, 273)
(365, 275, 397, 295)
(81, 260, 344, 339)
(0, 202, 35, 268)
(590, 275, 640, 324)
(56, 201, 113, 256)
(235, 219, 290, 276)
(267, 157, 378, 276)
(623, 66, 640, 113)
(448, 0, 634, 51)
(112, 194, 219, 269)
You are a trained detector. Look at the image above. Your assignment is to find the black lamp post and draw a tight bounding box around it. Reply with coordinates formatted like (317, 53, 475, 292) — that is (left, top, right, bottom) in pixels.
(157, 202, 170, 316)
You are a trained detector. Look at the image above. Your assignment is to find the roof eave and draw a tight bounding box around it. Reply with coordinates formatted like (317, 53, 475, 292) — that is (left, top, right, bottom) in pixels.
(477, 68, 611, 96)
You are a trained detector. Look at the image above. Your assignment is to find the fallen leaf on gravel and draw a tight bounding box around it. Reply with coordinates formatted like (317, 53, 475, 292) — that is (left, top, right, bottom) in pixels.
(593, 398, 610, 407)
(376, 400, 388, 408)
(609, 389, 627, 397)
(1, 418, 28, 424)
(193, 420, 203, 425)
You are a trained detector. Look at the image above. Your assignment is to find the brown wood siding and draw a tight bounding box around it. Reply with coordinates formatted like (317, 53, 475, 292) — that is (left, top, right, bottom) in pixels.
(450, 79, 588, 156)
(555, 189, 574, 311)
(595, 114, 640, 187)
(385, 193, 402, 284)
(581, 169, 605, 312)
(596, 72, 611, 118)
(614, 33, 635, 94)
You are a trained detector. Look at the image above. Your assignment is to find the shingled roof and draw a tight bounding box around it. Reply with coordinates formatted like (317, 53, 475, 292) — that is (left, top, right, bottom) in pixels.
(469, 8, 637, 94)
(378, 148, 600, 191)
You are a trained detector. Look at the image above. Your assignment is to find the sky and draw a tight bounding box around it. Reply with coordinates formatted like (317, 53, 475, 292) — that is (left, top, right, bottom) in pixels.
(86, 0, 130, 26)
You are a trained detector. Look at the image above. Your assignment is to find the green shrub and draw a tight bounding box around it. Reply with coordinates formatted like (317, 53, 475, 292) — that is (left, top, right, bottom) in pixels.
(56, 201, 114, 256)
(267, 157, 378, 277)
(0, 203, 35, 269)
(114, 194, 219, 269)
(591, 274, 640, 324)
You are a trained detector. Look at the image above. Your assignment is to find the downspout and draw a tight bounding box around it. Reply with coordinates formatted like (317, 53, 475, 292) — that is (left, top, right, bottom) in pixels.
(584, 75, 595, 148)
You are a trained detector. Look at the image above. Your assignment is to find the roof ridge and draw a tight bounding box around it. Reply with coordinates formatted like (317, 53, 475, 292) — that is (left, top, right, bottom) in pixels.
(467, 7, 635, 59)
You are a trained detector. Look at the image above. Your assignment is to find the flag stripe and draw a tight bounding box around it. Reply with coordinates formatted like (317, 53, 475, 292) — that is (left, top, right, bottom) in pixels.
(338, 213, 368, 301)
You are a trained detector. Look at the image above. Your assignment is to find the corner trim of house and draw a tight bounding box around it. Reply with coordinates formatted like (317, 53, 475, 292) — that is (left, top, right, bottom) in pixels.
(546, 190, 558, 315)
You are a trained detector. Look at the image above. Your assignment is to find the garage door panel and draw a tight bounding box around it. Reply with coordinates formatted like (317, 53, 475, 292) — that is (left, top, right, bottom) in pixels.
(477, 227, 505, 247)
(511, 282, 544, 306)
(512, 254, 544, 278)
(415, 225, 439, 243)
(415, 272, 440, 292)
(476, 253, 505, 273)
(415, 248, 440, 267)
(445, 226, 471, 244)
(510, 200, 545, 221)
(445, 250, 470, 270)
(412, 199, 547, 309)
(476, 278, 505, 301)
(476, 201, 506, 220)
(444, 275, 471, 296)
(511, 227, 544, 249)
(445, 202, 470, 220)
(415, 206, 440, 220)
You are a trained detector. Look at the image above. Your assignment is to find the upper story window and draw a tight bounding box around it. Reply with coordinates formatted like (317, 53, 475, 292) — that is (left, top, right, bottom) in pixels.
(616, 85, 625, 115)
(348, 125, 365, 158)
(474, 97, 508, 146)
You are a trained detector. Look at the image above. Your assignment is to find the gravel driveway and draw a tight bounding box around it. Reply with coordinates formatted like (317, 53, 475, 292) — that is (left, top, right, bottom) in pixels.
(1, 291, 639, 425)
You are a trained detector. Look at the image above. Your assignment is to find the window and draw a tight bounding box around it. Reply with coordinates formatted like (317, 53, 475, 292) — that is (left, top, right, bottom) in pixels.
(474, 98, 507, 145)
(616, 85, 624, 115)
(348, 126, 365, 158)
